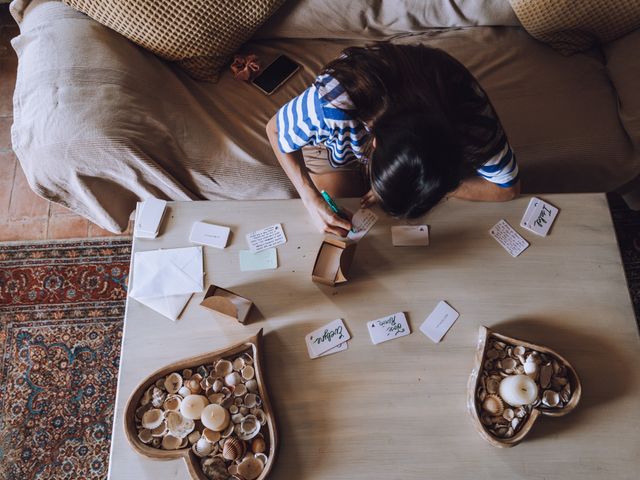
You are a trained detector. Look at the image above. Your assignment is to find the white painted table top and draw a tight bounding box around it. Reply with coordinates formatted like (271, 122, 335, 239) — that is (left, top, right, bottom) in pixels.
(108, 194, 640, 480)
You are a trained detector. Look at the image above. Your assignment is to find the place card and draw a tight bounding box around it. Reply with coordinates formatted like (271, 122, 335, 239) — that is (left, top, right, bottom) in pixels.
(306, 340, 348, 359)
(391, 225, 429, 246)
(189, 221, 230, 249)
(489, 219, 529, 257)
(420, 301, 459, 343)
(239, 248, 277, 271)
(305, 319, 351, 357)
(367, 312, 411, 345)
(246, 223, 287, 253)
(347, 209, 378, 241)
(520, 197, 559, 237)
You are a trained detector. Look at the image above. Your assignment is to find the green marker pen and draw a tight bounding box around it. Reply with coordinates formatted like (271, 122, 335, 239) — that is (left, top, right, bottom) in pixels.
(320, 190, 353, 228)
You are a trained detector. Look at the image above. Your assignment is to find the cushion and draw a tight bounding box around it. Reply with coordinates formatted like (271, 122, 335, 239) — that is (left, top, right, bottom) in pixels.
(61, 0, 285, 81)
(509, 0, 640, 55)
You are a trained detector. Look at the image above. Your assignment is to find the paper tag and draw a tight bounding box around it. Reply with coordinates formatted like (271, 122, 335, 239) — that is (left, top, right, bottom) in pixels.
(347, 209, 378, 241)
(239, 248, 278, 271)
(305, 319, 351, 357)
(520, 197, 559, 237)
(246, 224, 287, 253)
(306, 340, 348, 359)
(419, 301, 459, 343)
(489, 219, 529, 257)
(367, 312, 411, 345)
(391, 225, 429, 246)
(189, 221, 230, 249)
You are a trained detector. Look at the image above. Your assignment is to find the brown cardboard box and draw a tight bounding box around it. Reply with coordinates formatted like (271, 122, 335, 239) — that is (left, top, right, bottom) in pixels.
(311, 237, 357, 286)
(200, 285, 253, 323)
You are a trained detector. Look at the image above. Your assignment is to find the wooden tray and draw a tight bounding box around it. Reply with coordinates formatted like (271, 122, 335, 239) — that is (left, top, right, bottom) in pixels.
(467, 326, 581, 448)
(124, 329, 277, 479)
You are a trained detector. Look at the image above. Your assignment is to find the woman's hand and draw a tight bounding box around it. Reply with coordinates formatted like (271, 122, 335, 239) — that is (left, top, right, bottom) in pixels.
(303, 193, 352, 237)
(360, 189, 379, 208)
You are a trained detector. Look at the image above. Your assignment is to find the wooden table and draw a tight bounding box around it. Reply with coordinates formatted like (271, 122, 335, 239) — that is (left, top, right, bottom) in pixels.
(108, 194, 640, 480)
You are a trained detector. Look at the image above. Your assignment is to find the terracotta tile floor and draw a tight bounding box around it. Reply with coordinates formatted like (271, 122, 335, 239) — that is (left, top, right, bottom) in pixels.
(0, 5, 131, 242)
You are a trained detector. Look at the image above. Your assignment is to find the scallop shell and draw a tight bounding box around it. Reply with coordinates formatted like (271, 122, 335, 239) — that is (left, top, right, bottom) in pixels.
(215, 359, 233, 377)
(222, 437, 246, 461)
(240, 406, 249, 416)
(151, 420, 168, 437)
(208, 392, 226, 405)
(231, 413, 244, 424)
(502, 408, 515, 421)
(233, 357, 245, 371)
(163, 394, 182, 412)
(225, 372, 242, 387)
(482, 394, 504, 416)
(178, 386, 192, 398)
(251, 408, 267, 425)
(193, 437, 214, 457)
(241, 365, 255, 381)
(501, 358, 517, 372)
(185, 378, 202, 394)
(166, 411, 196, 439)
(513, 346, 526, 361)
(485, 376, 501, 394)
(141, 409, 164, 430)
(230, 405, 239, 415)
(201, 456, 228, 480)
(164, 373, 183, 394)
(202, 428, 221, 444)
(182, 368, 193, 380)
(251, 435, 266, 454)
(161, 434, 182, 450)
(138, 428, 153, 444)
(245, 379, 258, 393)
(237, 456, 264, 480)
(234, 384, 248, 397)
(221, 422, 235, 438)
(212, 379, 224, 393)
(542, 389, 560, 407)
(237, 415, 261, 441)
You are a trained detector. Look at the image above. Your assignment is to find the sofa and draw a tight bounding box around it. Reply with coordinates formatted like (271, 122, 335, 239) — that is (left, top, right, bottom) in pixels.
(9, 0, 640, 232)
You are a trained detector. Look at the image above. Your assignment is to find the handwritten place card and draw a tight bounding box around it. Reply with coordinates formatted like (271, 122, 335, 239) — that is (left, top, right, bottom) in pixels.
(305, 319, 351, 358)
(246, 223, 287, 253)
(367, 312, 411, 345)
(520, 197, 559, 237)
(306, 340, 348, 359)
(489, 219, 529, 257)
(347, 209, 378, 242)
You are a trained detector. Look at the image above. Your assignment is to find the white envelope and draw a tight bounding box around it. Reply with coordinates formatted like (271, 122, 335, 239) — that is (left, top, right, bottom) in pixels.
(129, 246, 204, 321)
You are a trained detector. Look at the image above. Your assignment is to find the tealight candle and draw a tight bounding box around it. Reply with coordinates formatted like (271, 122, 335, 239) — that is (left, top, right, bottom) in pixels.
(179, 394, 208, 420)
(201, 404, 230, 432)
(499, 374, 539, 407)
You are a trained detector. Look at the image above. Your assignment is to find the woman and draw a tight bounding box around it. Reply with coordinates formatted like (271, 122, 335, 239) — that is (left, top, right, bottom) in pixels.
(266, 43, 520, 237)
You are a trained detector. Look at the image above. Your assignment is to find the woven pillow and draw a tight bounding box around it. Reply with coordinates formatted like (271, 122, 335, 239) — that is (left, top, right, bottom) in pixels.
(509, 0, 640, 55)
(62, 0, 286, 81)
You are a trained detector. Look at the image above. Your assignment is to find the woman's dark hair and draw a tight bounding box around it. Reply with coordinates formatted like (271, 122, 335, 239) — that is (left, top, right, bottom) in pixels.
(321, 43, 507, 218)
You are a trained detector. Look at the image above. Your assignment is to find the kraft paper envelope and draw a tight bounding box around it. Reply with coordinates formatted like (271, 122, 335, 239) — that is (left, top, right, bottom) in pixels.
(129, 246, 204, 321)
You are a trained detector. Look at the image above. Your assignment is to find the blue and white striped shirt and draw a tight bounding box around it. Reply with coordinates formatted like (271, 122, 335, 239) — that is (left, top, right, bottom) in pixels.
(276, 74, 519, 187)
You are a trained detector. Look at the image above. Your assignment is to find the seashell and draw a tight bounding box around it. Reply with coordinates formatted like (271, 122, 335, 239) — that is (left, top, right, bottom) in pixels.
(233, 357, 245, 371)
(484, 360, 494, 370)
(221, 395, 235, 409)
(238, 415, 261, 441)
(513, 345, 526, 361)
(225, 372, 242, 387)
(515, 407, 527, 418)
(151, 387, 166, 408)
(240, 353, 254, 365)
(201, 456, 228, 480)
(161, 434, 182, 450)
(501, 358, 517, 372)
(476, 387, 487, 402)
(199, 378, 209, 392)
(240, 407, 249, 416)
(155, 378, 165, 389)
(166, 411, 196, 439)
(140, 387, 154, 406)
(485, 376, 501, 394)
(511, 417, 521, 430)
(185, 378, 202, 394)
(222, 437, 246, 461)
(481, 413, 493, 426)
(237, 456, 264, 480)
(526, 352, 540, 364)
(179, 437, 189, 449)
(221, 423, 235, 438)
(542, 389, 560, 407)
(540, 363, 553, 389)
(164, 373, 183, 394)
(142, 409, 164, 430)
(524, 358, 538, 376)
(196, 365, 208, 378)
(208, 393, 226, 405)
(215, 359, 233, 377)
(560, 383, 571, 403)
(193, 437, 214, 457)
(493, 341, 505, 350)
(232, 413, 244, 424)
(255, 452, 268, 466)
(252, 435, 266, 454)
(151, 437, 161, 448)
(230, 405, 239, 414)
(202, 428, 221, 444)
(151, 420, 168, 437)
(212, 379, 224, 393)
(163, 394, 182, 412)
(178, 386, 192, 398)
(182, 368, 193, 380)
(245, 379, 258, 393)
(251, 408, 267, 425)
(228, 464, 239, 476)
(136, 403, 152, 420)
(187, 430, 201, 445)
(504, 427, 515, 438)
(234, 384, 248, 397)
(482, 395, 504, 416)
(502, 408, 515, 421)
(138, 428, 153, 444)
(486, 349, 499, 360)
(552, 375, 569, 389)
(241, 365, 255, 381)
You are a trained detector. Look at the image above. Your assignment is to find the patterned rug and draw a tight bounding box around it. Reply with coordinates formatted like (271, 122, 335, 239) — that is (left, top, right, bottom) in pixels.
(0, 239, 131, 480)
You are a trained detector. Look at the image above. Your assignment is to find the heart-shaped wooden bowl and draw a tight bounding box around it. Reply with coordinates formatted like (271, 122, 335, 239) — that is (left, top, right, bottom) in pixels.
(467, 326, 581, 448)
(124, 329, 277, 479)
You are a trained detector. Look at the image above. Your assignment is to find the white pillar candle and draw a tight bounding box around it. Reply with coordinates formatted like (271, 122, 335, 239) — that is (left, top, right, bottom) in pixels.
(179, 394, 208, 420)
(499, 374, 539, 407)
(201, 404, 230, 432)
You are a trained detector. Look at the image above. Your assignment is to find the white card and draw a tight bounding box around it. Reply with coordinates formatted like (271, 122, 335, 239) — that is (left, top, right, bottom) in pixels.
(246, 224, 287, 253)
(419, 301, 460, 343)
(305, 319, 351, 357)
(135, 198, 167, 238)
(189, 221, 230, 249)
(391, 225, 429, 246)
(239, 248, 278, 271)
(306, 340, 348, 359)
(520, 197, 559, 237)
(367, 312, 411, 345)
(489, 219, 529, 257)
(347, 209, 378, 241)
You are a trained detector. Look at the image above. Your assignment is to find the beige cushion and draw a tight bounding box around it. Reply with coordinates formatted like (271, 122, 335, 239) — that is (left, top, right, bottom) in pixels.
(509, 0, 640, 55)
(61, 0, 285, 81)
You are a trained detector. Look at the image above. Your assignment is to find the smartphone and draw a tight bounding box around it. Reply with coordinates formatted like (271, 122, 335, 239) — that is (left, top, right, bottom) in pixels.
(251, 54, 300, 95)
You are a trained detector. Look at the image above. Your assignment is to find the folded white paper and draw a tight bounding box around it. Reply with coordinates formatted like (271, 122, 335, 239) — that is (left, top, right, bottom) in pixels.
(129, 246, 204, 321)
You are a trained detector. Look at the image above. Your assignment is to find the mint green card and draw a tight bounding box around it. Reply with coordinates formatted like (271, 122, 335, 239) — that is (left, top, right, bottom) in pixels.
(239, 248, 278, 271)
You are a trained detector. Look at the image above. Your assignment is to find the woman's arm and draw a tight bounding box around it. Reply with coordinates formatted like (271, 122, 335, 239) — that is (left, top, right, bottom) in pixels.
(449, 177, 520, 202)
(266, 115, 352, 236)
